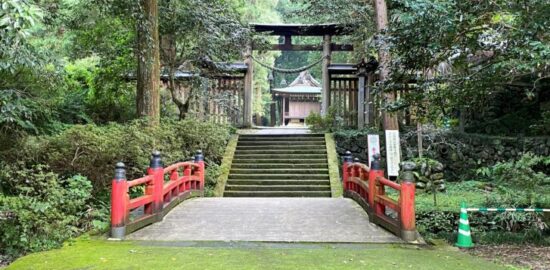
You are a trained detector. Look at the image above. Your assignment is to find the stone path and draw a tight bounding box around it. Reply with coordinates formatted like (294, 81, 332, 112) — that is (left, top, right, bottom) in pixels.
(238, 127, 310, 135)
(127, 198, 401, 243)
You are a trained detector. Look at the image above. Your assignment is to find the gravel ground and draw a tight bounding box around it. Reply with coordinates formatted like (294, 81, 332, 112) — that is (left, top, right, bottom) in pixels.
(466, 245, 550, 270)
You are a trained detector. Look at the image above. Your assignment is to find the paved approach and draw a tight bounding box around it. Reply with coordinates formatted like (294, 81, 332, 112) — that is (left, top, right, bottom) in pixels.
(126, 198, 401, 243)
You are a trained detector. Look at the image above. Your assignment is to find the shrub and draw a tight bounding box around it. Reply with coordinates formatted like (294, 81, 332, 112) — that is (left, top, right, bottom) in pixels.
(305, 106, 343, 133)
(2, 118, 232, 195)
(0, 165, 103, 259)
(476, 153, 550, 207)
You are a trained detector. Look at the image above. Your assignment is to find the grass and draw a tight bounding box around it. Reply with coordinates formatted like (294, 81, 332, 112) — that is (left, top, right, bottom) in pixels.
(5, 237, 515, 270)
(415, 181, 489, 212)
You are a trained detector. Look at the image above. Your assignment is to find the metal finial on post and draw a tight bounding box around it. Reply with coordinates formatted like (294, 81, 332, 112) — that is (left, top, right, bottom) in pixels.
(114, 162, 126, 181)
(194, 150, 204, 162)
(400, 161, 416, 183)
(370, 153, 382, 170)
(343, 151, 353, 163)
(342, 151, 353, 185)
(150, 150, 163, 168)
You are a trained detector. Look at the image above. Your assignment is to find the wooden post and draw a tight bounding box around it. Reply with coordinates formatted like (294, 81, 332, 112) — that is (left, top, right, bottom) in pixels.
(110, 162, 127, 239)
(282, 96, 286, 126)
(399, 162, 417, 242)
(342, 151, 353, 191)
(321, 35, 332, 116)
(357, 62, 367, 129)
(147, 151, 164, 221)
(194, 150, 205, 195)
(243, 45, 253, 127)
(366, 73, 374, 125)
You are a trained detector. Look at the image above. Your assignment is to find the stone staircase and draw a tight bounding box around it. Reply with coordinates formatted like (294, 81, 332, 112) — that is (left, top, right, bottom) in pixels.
(224, 134, 331, 197)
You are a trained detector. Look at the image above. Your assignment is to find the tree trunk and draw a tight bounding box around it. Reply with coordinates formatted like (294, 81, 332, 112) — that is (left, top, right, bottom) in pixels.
(136, 0, 160, 126)
(417, 121, 423, 158)
(161, 34, 190, 120)
(374, 0, 399, 131)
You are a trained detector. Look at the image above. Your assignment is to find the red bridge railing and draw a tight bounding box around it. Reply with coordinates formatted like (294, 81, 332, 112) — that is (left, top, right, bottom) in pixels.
(342, 152, 417, 242)
(110, 150, 205, 239)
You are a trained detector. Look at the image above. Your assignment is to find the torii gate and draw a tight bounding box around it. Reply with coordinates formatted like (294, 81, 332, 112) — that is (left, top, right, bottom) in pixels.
(242, 23, 357, 127)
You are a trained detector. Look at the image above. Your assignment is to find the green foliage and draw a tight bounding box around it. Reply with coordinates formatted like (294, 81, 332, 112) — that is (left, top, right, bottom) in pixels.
(0, 164, 104, 258)
(476, 153, 550, 207)
(0, 90, 48, 137)
(0, 0, 42, 73)
(305, 106, 343, 133)
(530, 111, 550, 135)
(2, 119, 232, 194)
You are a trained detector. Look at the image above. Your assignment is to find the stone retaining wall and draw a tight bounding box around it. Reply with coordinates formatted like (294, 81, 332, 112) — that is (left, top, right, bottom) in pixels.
(334, 131, 550, 180)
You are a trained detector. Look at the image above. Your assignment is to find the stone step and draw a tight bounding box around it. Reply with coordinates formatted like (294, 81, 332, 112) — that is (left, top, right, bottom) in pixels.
(233, 154, 327, 159)
(232, 159, 328, 164)
(231, 163, 328, 169)
(230, 168, 329, 174)
(227, 179, 330, 185)
(223, 191, 332, 197)
(239, 137, 325, 142)
(235, 149, 327, 155)
(239, 134, 324, 138)
(228, 174, 329, 180)
(236, 145, 324, 150)
(225, 185, 331, 191)
(237, 141, 326, 146)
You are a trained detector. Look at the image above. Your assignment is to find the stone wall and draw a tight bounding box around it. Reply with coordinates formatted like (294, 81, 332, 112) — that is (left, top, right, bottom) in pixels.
(334, 130, 550, 180)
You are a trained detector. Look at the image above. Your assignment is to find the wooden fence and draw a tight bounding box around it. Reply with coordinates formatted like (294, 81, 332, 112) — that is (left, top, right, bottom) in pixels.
(329, 77, 359, 128)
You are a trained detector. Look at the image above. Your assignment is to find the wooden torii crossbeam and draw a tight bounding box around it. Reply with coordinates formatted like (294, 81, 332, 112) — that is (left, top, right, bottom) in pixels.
(243, 23, 354, 127)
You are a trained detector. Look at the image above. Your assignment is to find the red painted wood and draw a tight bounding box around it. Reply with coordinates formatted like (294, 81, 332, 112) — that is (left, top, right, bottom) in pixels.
(400, 181, 416, 232)
(110, 178, 127, 228)
(111, 157, 205, 238)
(377, 177, 401, 191)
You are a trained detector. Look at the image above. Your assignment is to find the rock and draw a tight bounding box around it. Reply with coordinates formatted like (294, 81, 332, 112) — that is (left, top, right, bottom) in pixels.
(431, 173, 445, 180)
(433, 162, 444, 172)
(433, 179, 445, 185)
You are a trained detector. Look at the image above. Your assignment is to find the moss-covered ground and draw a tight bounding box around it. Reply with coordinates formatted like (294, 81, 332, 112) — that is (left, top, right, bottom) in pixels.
(5, 237, 514, 270)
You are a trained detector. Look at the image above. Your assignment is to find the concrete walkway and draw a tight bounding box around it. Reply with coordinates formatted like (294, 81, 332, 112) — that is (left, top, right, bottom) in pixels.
(126, 198, 401, 243)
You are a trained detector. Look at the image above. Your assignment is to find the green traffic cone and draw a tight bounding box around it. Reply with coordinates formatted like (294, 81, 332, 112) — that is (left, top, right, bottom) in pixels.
(455, 202, 474, 248)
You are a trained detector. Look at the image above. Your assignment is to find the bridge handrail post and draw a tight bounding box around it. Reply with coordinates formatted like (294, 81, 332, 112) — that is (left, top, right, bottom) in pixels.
(368, 154, 383, 212)
(194, 150, 205, 194)
(342, 151, 353, 191)
(399, 161, 417, 242)
(111, 162, 128, 239)
(147, 151, 164, 221)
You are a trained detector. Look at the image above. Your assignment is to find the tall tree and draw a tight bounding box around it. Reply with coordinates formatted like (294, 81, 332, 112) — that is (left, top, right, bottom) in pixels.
(373, 0, 398, 131)
(136, 0, 161, 126)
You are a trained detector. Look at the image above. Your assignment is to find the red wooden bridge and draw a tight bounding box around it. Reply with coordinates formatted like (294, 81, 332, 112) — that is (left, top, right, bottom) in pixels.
(110, 139, 418, 243)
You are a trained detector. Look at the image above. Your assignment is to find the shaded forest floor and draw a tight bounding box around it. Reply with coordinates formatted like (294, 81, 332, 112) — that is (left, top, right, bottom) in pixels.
(465, 244, 550, 270)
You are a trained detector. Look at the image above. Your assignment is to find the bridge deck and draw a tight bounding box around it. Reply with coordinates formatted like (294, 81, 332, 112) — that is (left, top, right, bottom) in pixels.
(126, 198, 401, 243)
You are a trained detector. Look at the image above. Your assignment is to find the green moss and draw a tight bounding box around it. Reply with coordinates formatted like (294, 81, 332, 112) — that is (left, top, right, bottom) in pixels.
(415, 182, 488, 212)
(213, 134, 239, 197)
(325, 133, 343, 197)
(6, 238, 511, 270)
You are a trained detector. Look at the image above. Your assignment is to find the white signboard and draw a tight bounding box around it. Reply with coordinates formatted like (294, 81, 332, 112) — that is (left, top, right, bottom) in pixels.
(385, 130, 401, 177)
(367, 134, 380, 166)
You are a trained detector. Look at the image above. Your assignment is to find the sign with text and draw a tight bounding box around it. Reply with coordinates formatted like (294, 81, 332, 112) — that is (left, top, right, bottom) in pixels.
(367, 134, 380, 167)
(385, 130, 401, 177)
